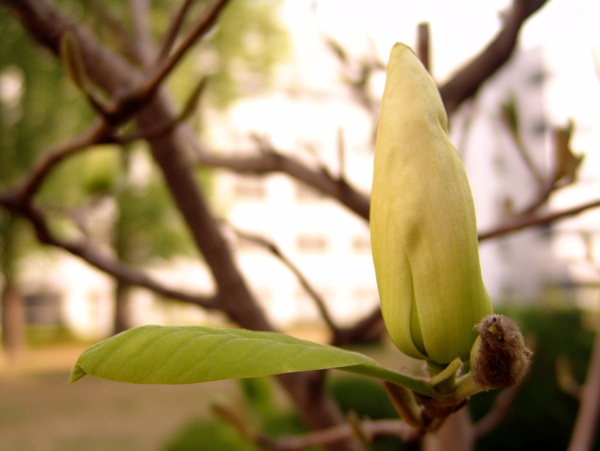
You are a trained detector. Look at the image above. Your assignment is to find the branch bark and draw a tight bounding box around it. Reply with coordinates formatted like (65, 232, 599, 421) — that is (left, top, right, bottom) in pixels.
(190, 140, 371, 220)
(478, 198, 600, 241)
(439, 0, 548, 116)
(567, 299, 600, 451)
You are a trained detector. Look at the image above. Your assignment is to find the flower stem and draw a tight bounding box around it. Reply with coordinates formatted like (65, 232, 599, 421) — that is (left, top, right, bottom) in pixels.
(340, 362, 435, 397)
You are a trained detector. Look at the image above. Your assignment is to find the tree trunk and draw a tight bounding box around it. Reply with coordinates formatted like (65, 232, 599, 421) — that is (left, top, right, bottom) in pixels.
(421, 409, 475, 451)
(136, 96, 363, 451)
(113, 279, 131, 335)
(1, 281, 25, 359)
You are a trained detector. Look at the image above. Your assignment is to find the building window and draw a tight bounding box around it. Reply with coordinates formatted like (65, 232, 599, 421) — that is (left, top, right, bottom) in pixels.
(351, 286, 378, 303)
(296, 234, 328, 253)
(25, 292, 61, 326)
(233, 178, 266, 200)
(294, 183, 323, 201)
(351, 235, 371, 253)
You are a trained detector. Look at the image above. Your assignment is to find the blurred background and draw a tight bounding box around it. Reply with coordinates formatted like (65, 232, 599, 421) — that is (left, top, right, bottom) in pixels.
(1, 0, 600, 449)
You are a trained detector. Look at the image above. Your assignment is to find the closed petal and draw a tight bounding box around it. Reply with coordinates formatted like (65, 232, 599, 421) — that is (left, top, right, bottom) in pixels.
(371, 43, 492, 364)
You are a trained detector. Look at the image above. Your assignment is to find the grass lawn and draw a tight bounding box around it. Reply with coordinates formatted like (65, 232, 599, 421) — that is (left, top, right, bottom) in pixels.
(0, 343, 240, 451)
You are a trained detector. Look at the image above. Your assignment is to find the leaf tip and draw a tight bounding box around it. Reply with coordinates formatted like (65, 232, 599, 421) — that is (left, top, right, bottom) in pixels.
(68, 363, 88, 384)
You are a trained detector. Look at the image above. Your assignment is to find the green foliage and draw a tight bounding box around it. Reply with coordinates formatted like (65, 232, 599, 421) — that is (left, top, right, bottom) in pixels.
(238, 376, 275, 420)
(237, 377, 308, 438)
(70, 325, 376, 384)
(163, 418, 256, 451)
(0, 6, 93, 187)
(329, 376, 398, 420)
(202, 0, 289, 108)
(328, 376, 416, 451)
(114, 174, 194, 264)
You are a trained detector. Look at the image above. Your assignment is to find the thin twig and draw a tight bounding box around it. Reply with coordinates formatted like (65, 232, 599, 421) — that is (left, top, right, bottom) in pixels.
(0, 198, 218, 308)
(500, 98, 546, 188)
(439, 0, 548, 116)
(478, 198, 600, 241)
(330, 307, 384, 347)
(8, 118, 112, 201)
(556, 356, 583, 399)
(129, 0, 155, 66)
(567, 301, 600, 451)
(187, 138, 370, 220)
(155, 0, 195, 64)
(473, 384, 521, 438)
(337, 126, 346, 182)
(139, 0, 230, 100)
(213, 394, 422, 449)
(416, 22, 430, 73)
(273, 419, 420, 450)
(229, 225, 340, 334)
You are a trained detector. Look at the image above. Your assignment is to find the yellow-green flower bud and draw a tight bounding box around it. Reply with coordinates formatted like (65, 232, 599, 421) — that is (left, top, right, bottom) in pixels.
(370, 43, 493, 364)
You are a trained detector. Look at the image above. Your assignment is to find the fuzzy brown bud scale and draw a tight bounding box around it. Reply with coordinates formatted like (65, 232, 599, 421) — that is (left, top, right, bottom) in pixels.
(470, 314, 533, 390)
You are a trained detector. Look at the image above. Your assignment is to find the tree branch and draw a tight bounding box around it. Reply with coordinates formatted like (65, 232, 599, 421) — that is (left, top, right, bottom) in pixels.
(155, 0, 195, 64)
(189, 139, 371, 220)
(139, 0, 231, 100)
(478, 198, 600, 241)
(567, 298, 600, 451)
(0, 197, 217, 308)
(272, 418, 420, 450)
(5, 119, 112, 201)
(473, 385, 521, 439)
(129, 0, 155, 66)
(439, 0, 548, 116)
(230, 226, 341, 335)
(214, 397, 421, 451)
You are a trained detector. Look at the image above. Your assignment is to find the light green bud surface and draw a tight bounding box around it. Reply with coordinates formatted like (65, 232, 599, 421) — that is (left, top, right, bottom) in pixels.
(370, 42, 493, 364)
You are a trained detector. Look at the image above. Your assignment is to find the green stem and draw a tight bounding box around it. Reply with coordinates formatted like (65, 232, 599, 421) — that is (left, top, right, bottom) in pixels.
(428, 358, 462, 389)
(340, 362, 435, 397)
(451, 372, 485, 401)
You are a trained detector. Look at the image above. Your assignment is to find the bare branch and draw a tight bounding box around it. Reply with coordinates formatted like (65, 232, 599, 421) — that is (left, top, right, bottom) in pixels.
(272, 418, 421, 450)
(229, 226, 341, 335)
(129, 0, 155, 65)
(473, 384, 522, 438)
(337, 126, 346, 182)
(479, 198, 600, 241)
(567, 298, 600, 451)
(440, 0, 548, 116)
(155, 0, 195, 64)
(416, 22, 431, 73)
(214, 400, 421, 451)
(556, 356, 583, 399)
(111, 76, 209, 144)
(188, 140, 371, 220)
(0, 198, 217, 308)
(500, 96, 546, 188)
(330, 307, 384, 347)
(139, 0, 230, 100)
(88, 0, 143, 65)
(6, 119, 112, 201)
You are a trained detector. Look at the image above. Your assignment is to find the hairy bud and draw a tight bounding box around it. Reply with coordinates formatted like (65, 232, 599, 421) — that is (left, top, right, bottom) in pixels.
(470, 314, 533, 390)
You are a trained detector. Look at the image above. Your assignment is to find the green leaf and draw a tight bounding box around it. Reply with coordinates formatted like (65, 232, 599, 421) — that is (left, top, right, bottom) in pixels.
(69, 325, 377, 384)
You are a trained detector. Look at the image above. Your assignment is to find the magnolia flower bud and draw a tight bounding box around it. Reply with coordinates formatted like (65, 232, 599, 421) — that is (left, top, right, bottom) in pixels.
(470, 314, 533, 390)
(370, 43, 493, 364)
